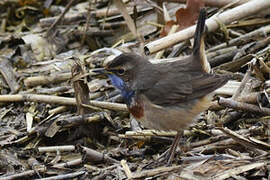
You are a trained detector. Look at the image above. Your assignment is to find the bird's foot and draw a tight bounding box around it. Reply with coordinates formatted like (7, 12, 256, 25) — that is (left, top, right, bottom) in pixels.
(143, 144, 179, 169)
(143, 132, 183, 169)
(157, 140, 179, 165)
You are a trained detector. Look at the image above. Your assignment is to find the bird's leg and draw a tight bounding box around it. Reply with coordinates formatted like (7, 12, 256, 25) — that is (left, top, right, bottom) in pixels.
(143, 131, 183, 169)
(156, 131, 182, 165)
(166, 131, 182, 165)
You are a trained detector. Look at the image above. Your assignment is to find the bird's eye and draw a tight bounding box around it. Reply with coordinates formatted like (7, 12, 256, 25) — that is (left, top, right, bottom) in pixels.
(117, 69, 125, 75)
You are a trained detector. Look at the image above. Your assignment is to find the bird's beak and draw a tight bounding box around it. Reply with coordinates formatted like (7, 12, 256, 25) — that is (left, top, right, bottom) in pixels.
(91, 68, 112, 75)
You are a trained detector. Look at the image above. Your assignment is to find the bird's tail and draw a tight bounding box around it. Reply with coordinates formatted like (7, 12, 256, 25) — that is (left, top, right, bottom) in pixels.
(193, 8, 206, 56)
(192, 8, 210, 73)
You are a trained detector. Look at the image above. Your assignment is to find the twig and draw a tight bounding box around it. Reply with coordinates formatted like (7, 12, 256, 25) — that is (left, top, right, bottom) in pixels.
(79, 146, 119, 164)
(220, 111, 243, 124)
(34, 171, 86, 180)
(209, 48, 238, 67)
(152, 0, 249, 7)
(214, 54, 253, 72)
(122, 130, 178, 137)
(114, 0, 144, 45)
(74, 29, 115, 37)
(0, 94, 76, 105)
(56, 113, 104, 127)
(227, 18, 270, 28)
(207, 46, 237, 59)
(121, 160, 133, 179)
(87, 100, 127, 111)
(24, 72, 71, 87)
(155, 25, 179, 59)
(208, 24, 270, 52)
(237, 91, 269, 105)
(211, 162, 265, 180)
(36, 86, 71, 95)
(232, 68, 251, 100)
(102, 21, 127, 29)
(191, 137, 240, 154)
(0, 167, 46, 180)
(181, 154, 233, 162)
(46, 0, 76, 37)
(48, 106, 68, 115)
(40, 13, 86, 27)
(218, 97, 270, 115)
(219, 127, 269, 152)
(0, 57, 20, 93)
(53, 158, 82, 168)
(38, 145, 75, 153)
(189, 134, 227, 148)
(0, 94, 128, 111)
(234, 37, 270, 60)
(81, 2, 93, 47)
(214, 80, 240, 96)
(132, 165, 182, 179)
(40, 5, 151, 27)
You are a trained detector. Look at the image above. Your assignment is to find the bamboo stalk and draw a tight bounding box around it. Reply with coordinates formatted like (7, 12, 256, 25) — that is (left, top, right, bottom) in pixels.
(153, 0, 249, 7)
(144, 0, 270, 55)
(208, 24, 270, 52)
(24, 72, 71, 87)
(0, 94, 127, 111)
(218, 97, 270, 115)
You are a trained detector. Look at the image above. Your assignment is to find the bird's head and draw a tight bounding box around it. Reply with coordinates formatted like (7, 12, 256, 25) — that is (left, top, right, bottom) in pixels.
(105, 53, 144, 84)
(93, 53, 150, 103)
(103, 53, 150, 90)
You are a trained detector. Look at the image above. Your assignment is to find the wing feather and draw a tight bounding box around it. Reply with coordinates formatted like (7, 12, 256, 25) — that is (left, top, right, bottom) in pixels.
(142, 71, 228, 105)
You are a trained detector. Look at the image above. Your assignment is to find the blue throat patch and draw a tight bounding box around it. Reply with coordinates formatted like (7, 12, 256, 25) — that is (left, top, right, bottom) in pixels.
(108, 74, 134, 105)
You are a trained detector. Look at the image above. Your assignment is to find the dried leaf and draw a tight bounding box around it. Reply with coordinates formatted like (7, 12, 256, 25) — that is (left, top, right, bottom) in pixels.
(114, 0, 137, 38)
(71, 62, 92, 115)
(176, 0, 205, 30)
(0, 57, 20, 93)
(161, 0, 205, 36)
(160, 20, 176, 37)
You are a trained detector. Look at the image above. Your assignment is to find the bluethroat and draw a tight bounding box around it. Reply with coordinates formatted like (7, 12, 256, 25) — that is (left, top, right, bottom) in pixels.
(97, 8, 228, 165)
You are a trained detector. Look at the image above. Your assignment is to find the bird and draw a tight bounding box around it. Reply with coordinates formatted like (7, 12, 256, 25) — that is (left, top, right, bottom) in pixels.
(96, 8, 229, 165)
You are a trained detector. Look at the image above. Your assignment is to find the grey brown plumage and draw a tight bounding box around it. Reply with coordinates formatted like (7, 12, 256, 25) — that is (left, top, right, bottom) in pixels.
(106, 9, 227, 109)
(104, 8, 229, 164)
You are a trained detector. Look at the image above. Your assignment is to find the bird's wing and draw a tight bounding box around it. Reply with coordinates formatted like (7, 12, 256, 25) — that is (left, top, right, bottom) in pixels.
(142, 72, 228, 106)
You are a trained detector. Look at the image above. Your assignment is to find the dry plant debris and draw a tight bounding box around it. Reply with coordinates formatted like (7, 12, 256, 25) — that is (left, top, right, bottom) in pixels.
(0, 0, 269, 179)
